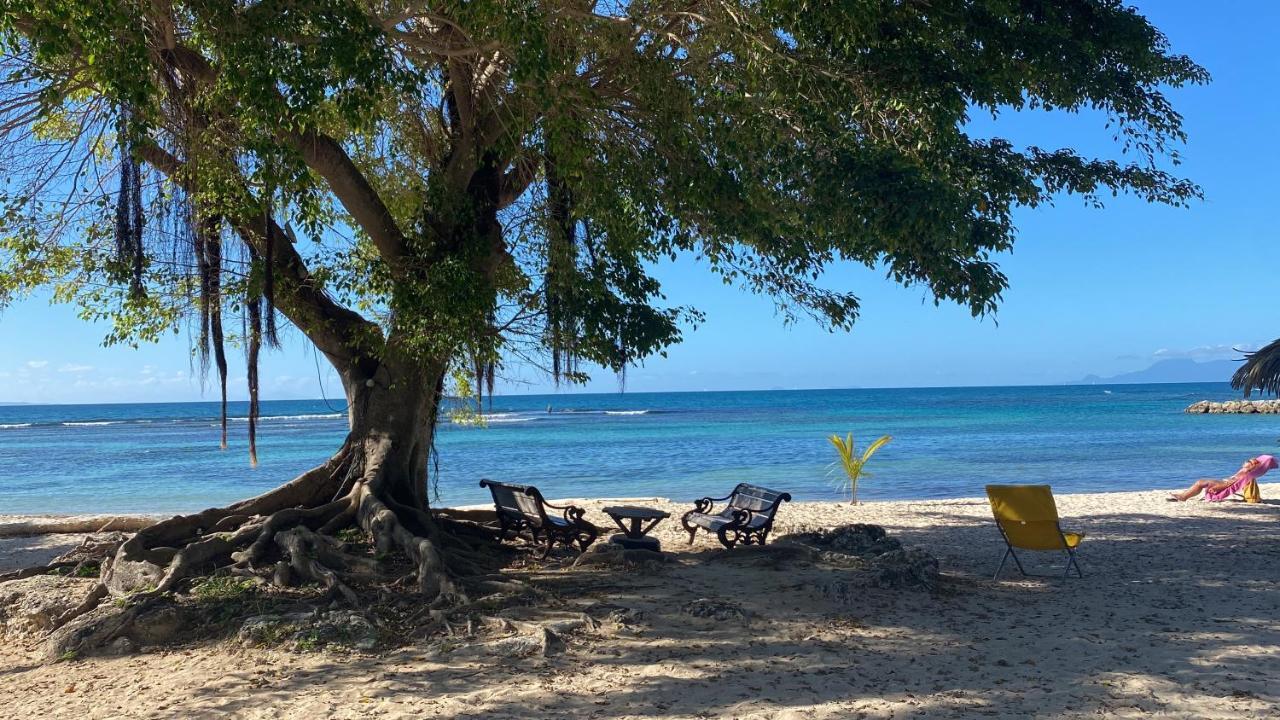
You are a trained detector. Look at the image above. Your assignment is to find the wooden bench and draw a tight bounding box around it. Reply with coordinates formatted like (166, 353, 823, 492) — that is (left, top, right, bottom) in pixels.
(478, 480, 598, 557)
(680, 483, 792, 548)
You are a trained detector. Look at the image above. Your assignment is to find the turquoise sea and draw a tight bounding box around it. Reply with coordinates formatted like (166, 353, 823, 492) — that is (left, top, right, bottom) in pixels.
(0, 383, 1276, 515)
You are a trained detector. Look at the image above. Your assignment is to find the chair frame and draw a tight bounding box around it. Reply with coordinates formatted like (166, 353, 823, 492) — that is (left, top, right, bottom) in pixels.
(478, 480, 598, 557)
(681, 483, 792, 549)
(991, 521, 1084, 580)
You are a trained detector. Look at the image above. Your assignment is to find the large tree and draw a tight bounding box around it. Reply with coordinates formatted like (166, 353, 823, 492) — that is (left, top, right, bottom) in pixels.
(0, 0, 1202, 633)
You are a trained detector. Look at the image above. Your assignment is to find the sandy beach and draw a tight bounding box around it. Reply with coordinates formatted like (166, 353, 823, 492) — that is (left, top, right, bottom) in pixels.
(2, 485, 1279, 719)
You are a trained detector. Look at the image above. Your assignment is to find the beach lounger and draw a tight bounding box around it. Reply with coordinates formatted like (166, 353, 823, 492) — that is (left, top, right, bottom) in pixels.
(479, 480, 598, 557)
(1204, 473, 1263, 503)
(681, 483, 791, 549)
(985, 484, 1084, 580)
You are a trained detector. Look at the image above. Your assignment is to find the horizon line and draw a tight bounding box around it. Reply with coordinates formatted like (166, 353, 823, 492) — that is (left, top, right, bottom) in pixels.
(0, 378, 1245, 407)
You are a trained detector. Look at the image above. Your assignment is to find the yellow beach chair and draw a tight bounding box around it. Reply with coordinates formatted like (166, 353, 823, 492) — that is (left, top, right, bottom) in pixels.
(985, 485, 1084, 580)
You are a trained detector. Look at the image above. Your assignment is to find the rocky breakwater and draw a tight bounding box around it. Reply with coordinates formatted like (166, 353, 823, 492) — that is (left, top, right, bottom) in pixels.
(1186, 399, 1280, 414)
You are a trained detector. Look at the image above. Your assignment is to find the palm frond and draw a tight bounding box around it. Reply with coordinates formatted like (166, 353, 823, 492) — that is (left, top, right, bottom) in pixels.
(862, 434, 893, 463)
(1232, 338, 1280, 397)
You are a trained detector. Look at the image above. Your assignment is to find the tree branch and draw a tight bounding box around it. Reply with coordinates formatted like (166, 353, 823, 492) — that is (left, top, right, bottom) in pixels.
(497, 150, 540, 209)
(280, 128, 409, 271)
(162, 43, 411, 273)
(137, 142, 383, 370)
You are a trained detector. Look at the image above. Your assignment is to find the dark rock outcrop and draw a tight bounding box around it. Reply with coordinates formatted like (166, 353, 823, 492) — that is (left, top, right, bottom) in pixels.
(778, 524, 941, 592)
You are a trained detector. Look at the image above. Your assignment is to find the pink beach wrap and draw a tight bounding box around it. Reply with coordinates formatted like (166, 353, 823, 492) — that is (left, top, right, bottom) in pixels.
(1204, 454, 1278, 502)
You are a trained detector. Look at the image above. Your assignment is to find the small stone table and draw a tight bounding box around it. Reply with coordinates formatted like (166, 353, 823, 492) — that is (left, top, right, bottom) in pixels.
(601, 505, 671, 552)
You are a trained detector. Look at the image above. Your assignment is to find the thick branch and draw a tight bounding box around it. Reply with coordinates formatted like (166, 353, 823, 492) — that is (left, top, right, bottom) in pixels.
(137, 142, 382, 368)
(497, 150, 540, 209)
(282, 128, 409, 270)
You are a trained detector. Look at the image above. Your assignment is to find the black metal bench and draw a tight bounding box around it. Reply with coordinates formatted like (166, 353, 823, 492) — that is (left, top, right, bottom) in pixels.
(681, 483, 792, 548)
(479, 480, 598, 557)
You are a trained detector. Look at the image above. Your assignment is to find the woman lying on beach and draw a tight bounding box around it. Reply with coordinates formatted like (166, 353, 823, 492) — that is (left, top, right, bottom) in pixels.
(1168, 455, 1278, 502)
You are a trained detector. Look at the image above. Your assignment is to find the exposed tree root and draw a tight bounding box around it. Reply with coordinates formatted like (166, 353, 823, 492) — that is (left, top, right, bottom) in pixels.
(231, 499, 352, 568)
(51, 582, 109, 630)
(354, 481, 461, 604)
(0, 532, 126, 585)
(22, 440, 525, 661)
(45, 592, 172, 663)
(271, 526, 383, 605)
(0, 561, 79, 583)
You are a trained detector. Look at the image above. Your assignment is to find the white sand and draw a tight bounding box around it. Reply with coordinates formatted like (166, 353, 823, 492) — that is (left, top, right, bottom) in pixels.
(2, 484, 1279, 719)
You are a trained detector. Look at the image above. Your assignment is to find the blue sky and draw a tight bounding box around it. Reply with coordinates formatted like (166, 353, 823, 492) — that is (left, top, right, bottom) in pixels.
(2, 0, 1278, 404)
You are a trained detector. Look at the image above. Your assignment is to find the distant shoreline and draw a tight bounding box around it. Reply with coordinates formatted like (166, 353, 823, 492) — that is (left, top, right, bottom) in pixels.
(0, 379, 1255, 408)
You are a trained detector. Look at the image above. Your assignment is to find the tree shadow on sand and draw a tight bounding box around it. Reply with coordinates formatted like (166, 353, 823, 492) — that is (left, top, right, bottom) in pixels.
(169, 502, 1280, 719)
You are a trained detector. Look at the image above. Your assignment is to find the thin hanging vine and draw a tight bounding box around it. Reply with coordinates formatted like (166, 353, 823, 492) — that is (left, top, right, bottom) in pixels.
(113, 108, 146, 299)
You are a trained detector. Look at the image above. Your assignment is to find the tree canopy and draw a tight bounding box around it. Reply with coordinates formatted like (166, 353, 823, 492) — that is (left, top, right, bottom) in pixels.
(0, 0, 1205, 448)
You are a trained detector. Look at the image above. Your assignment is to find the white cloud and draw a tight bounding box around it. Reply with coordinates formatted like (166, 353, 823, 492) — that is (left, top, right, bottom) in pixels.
(25, 360, 48, 369)
(58, 363, 94, 373)
(1152, 343, 1259, 362)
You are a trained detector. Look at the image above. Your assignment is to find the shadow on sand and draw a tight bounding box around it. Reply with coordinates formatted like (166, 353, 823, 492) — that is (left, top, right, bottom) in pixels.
(166, 501, 1280, 718)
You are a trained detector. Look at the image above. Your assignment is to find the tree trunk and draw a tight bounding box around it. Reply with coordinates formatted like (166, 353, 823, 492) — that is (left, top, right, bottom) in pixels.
(99, 354, 454, 599)
(339, 355, 447, 515)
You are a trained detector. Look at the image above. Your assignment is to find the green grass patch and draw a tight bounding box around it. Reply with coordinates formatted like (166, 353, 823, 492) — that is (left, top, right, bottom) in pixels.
(192, 576, 257, 603)
(335, 527, 367, 544)
(293, 630, 324, 651)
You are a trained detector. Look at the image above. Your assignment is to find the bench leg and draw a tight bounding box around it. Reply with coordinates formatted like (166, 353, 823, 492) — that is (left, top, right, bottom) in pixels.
(680, 512, 698, 544)
(576, 523, 598, 552)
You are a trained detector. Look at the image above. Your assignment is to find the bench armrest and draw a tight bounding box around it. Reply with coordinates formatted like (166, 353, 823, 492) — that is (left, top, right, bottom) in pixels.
(541, 499, 589, 524)
(691, 494, 733, 514)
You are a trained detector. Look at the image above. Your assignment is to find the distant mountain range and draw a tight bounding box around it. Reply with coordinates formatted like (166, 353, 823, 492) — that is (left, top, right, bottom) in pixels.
(1074, 358, 1240, 385)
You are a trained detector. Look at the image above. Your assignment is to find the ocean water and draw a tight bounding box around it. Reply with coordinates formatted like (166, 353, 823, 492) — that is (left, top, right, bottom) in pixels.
(0, 383, 1276, 515)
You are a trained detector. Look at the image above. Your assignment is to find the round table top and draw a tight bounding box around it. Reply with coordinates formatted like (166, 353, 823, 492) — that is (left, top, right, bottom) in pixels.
(601, 505, 671, 520)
